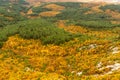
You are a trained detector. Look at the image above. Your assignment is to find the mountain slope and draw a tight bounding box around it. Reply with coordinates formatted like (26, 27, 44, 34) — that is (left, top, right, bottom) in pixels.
(1, 1, 120, 80)
(26, 0, 120, 3)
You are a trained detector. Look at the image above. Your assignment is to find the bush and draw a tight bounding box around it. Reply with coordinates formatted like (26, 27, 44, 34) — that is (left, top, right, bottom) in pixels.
(55, 8, 90, 20)
(100, 4, 120, 12)
(0, 42, 3, 48)
(32, 7, 51, 13)
(0, 24, 19, 48)
(0, 18, 78, 47)
(0, 23, 20, 48)
(18, 19, 77, 45)
(55, 2, 82, 9)
(75, 20, 119, 29)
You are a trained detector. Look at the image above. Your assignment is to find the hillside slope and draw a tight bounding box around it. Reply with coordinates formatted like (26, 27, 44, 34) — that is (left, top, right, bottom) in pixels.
(1, 1, 120, 80)
(26, 0, 120, 3)
(0, 18, 120, 80)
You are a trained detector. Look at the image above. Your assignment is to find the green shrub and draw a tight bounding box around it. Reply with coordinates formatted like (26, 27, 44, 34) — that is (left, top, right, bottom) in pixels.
(0, 18, 79, 47)
(74, 20, 120, 30)
(19, 19, 76, 45)
(0, 0, 28, 26)
(32, 7, 51, 13)
(100, 4, 120, 12)
(55, 2, 82, 9)
(55, 7, 90, 20)
(0, 42, 3, 48)
(0, 24, 19, 41)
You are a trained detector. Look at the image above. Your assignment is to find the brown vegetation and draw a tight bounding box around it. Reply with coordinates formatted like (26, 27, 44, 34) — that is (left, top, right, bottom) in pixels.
(39, 11, 60, 17)
(43, 4, 65, 11)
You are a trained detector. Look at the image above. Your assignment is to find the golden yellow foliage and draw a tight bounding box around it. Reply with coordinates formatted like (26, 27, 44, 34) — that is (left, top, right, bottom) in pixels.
(39, 11, 60, 17)
(0, 25, 120, 80)
(57, 20, 119, 39)
(27, 9, 33, 15)
(58, 20, 88, 34)
(43, 4, 65, 11)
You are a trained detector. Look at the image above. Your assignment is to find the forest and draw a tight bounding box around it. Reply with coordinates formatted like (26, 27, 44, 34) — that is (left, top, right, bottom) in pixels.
(0, 1, 120, 80)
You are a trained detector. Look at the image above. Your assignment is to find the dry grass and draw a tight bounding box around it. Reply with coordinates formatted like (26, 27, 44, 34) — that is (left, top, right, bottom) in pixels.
(39, 11, 60, 17)
(43, 4, 65, 11)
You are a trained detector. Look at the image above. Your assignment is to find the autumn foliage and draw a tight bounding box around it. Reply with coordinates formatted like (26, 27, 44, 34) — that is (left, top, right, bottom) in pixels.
(1, 1, 120, 80)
